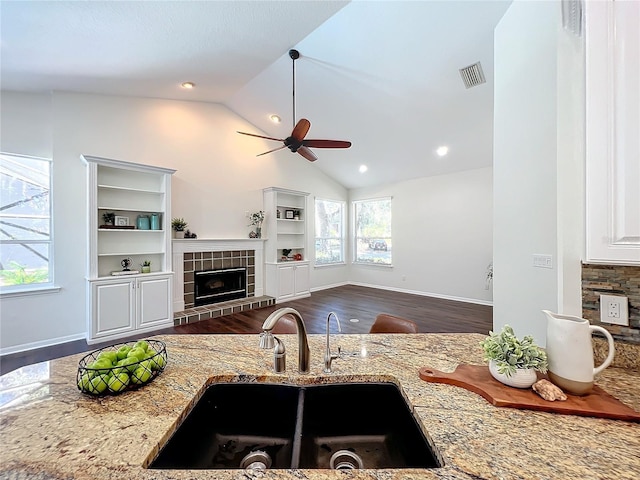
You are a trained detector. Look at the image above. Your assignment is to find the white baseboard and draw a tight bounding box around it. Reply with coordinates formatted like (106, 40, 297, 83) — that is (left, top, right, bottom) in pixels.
(310, 281, 349, 293)
(347, 282, 493, 307)
(0, 332, 87, 356)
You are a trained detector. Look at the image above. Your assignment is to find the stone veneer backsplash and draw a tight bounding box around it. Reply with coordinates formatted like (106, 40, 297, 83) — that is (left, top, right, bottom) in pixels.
(582, 263, 640, 344)
(183, 250, 255, 309)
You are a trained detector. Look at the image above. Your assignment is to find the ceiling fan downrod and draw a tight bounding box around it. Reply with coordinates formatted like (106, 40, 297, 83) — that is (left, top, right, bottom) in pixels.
(289, 49, 299, 129)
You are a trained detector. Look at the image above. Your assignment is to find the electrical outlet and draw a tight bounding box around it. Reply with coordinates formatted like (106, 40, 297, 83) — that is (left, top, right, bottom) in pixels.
(600, 294, 629, 326)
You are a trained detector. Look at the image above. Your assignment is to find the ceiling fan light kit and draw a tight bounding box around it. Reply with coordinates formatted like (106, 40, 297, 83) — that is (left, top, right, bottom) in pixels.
(237, 49, 351, 162)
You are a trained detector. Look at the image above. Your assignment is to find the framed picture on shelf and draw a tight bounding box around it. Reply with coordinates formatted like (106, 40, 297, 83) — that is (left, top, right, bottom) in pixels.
(285, 209, 294, 219)
(115, 216, 129, 226)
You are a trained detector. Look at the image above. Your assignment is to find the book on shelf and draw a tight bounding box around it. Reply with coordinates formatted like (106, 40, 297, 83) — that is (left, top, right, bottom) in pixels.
(111, 270, 140, 276)
(100, 225, 135, 229)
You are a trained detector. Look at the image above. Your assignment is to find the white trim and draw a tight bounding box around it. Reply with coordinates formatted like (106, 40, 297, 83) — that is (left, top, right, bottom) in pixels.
(347, 281, 493, 307)
(0, 332, 86, 356)
(0, 151, 51, 162)
(262, 186, 309, 197)
(314, 259, 347, 268)
(310, 281, 349, 292)
(0, 284, 61, 298)
(352, 262, 393, 268)
(81, 154, 176, 175)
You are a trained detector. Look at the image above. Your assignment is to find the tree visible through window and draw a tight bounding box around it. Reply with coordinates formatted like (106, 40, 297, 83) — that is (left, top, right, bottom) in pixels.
(315, 198, 344, 265)
(0, 152, 52, 288)
(354, 197, 392, 265)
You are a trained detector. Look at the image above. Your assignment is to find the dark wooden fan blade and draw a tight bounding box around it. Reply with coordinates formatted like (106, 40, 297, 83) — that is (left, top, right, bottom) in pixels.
(237, 131, 283, 142)
(297, 146, 318, 162)
(291, 119, 311, 142)
(303, 139, 352, 149)
(256, 145, 287, 157)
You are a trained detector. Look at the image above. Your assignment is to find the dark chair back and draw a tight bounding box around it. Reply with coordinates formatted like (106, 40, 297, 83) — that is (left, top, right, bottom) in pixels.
(369, 313, 418, 334)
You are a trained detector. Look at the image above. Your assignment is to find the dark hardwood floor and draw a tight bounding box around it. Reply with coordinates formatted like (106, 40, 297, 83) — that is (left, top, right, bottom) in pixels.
(0, 285, 492, 375)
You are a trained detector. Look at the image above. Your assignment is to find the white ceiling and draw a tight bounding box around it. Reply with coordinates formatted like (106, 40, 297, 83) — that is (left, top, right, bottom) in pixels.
(1, 0, 511, 189)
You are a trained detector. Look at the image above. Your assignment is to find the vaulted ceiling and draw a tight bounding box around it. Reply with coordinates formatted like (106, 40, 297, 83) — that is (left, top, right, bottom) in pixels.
(1, 1, 511, 189)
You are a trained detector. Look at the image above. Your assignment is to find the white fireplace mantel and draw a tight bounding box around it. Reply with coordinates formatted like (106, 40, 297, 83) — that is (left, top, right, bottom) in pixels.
(172, 238, 265, 312)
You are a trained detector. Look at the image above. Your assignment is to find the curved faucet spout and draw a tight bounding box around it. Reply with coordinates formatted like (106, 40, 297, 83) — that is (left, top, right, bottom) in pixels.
(324, 311, 342, 373)
(262, 307, 310, 373)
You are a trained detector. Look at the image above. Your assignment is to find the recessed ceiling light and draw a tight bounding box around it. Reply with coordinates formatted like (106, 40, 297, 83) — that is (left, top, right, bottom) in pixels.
(269, 114, 281, 123)
(181, 82, 195, 89)
(436, 146, 449, 157)
(359, 165, 368, 173)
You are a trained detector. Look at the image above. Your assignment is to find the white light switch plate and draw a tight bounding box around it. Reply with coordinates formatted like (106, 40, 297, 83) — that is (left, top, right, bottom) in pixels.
(600, 294, 629, 326)
(532, 254, 553, 268)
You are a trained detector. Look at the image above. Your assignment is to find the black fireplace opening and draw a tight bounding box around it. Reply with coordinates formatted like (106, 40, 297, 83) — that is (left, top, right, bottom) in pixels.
(194, 267, 247, 306)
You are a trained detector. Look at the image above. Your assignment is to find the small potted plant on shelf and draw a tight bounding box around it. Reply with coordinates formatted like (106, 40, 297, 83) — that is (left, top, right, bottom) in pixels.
(140, 260, 151, 274)
(102, 212, 115, 227)
(171, 218, 188, 238)
(481, 325, 547, 389)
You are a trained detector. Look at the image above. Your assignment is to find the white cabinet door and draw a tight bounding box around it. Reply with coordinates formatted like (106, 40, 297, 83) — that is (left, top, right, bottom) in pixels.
(91, 279, 135, 339)
(277, 265, 296, 300)
(585, 0, 640, 264)
(137, 275, 172, 329)
(293, 263, 310, 297)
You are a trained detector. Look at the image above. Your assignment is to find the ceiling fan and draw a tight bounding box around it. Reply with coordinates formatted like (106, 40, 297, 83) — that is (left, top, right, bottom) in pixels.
(237, 49, 351, 162)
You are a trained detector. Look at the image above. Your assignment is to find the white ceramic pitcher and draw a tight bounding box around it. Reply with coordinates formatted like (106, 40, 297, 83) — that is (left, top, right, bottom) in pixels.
(543, 310, 615, 395)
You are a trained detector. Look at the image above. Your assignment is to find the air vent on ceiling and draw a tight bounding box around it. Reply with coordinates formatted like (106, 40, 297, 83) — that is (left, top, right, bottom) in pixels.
(459, 61, 486, 89)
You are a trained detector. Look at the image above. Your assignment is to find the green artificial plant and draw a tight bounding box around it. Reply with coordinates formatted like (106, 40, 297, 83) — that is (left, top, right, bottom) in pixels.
(171, 218, 188, 231)
(480, 325, 548, 376)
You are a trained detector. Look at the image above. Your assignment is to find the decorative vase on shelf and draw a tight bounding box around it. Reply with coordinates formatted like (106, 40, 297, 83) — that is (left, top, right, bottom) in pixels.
(489, 360, 537, 389)
(174, 230, 185, 239)
(255, 226, 261, 238)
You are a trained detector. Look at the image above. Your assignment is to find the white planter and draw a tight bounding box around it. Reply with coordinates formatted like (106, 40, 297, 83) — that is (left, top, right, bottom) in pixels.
(489, 360, 537, 389)
(174, 231, 185, 239)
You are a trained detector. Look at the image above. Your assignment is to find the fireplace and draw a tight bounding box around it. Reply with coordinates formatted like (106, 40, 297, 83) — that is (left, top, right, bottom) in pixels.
(194, 267, 247, 306)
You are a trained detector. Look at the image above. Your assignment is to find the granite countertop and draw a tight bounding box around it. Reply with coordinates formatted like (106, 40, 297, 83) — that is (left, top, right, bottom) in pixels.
(1, 333, 639, 480)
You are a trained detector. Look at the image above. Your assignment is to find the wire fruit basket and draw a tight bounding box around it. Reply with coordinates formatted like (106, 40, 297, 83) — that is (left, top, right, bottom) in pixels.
(77, 339, 167, 396)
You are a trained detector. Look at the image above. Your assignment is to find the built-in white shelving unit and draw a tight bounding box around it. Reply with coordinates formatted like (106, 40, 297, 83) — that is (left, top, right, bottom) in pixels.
(263, 187, 311, 302)
(82, 155, 176, 343)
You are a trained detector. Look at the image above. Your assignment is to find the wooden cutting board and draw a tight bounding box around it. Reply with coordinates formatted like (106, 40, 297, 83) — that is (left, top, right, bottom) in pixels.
(418, 364, 640, 422)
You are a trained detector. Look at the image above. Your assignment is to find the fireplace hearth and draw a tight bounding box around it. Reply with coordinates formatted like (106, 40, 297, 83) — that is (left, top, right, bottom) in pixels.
(194, 267, 246, 306)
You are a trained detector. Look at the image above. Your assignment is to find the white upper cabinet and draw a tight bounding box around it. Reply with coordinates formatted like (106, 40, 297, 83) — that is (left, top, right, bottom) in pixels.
(585, 0, 640, 264)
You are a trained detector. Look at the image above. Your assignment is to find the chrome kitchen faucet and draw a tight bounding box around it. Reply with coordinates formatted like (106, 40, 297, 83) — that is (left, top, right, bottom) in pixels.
(324, 311, 342, 373)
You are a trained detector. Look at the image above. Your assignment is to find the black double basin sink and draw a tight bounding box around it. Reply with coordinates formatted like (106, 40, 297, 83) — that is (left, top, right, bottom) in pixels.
(149, 382, 442, 470)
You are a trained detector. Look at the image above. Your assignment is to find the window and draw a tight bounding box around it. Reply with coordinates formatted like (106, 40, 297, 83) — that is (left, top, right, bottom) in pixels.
(0, 152, 52, 290)
(314, 198, 345, 265)
(353, 197, 392, 265)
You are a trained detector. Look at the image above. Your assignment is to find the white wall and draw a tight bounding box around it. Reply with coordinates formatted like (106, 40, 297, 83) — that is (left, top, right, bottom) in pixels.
(493, 1, 584, 346)
(0, 91, 349, 353)
(349, 167, 493, 306)
(2, 90, 499, 353)
(0, 91, 52, 158)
